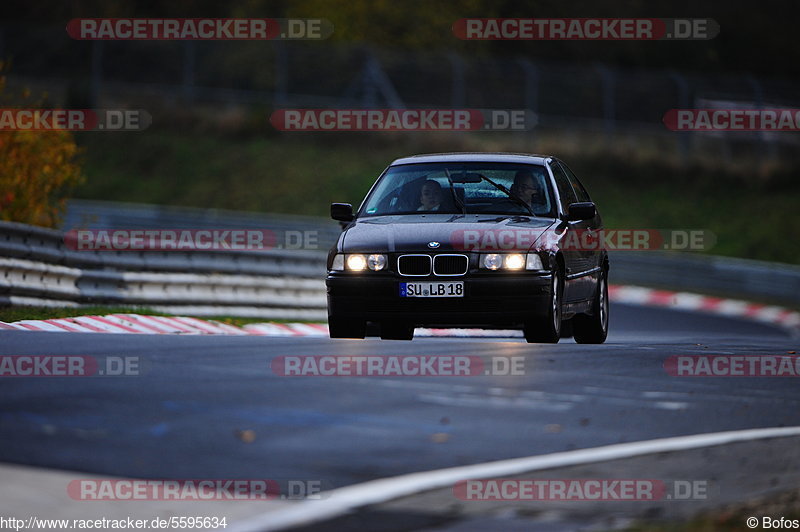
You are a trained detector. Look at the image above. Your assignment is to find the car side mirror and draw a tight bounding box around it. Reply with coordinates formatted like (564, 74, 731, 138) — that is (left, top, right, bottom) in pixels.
(331, 203, 354, 222)
(567, 202, 596, 221)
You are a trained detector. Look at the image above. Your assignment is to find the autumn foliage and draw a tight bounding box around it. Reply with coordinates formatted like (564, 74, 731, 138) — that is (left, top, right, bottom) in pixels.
(0, 63, 84, 228)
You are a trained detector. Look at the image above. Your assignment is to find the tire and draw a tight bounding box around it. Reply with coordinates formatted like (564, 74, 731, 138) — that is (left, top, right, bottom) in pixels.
(523, 269, 562, 343)
(380, 322, 414, 341)
(328, 316, 366, 339)
(573, 269, 609, 344)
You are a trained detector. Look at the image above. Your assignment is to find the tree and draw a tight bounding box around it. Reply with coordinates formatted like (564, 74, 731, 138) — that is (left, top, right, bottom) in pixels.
(0, 61, 84, 227)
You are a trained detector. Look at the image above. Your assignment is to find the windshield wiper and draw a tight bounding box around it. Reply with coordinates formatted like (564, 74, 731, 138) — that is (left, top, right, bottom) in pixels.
(444, 168, 467, 216)
(475, 174, 535, 216)
(478, 215, 530, 223)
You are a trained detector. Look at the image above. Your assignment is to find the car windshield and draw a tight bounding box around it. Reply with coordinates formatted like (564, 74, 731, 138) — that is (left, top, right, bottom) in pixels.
(359, 162, 556, 217)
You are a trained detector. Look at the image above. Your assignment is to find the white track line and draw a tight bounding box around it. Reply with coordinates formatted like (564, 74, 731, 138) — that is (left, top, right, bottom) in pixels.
(229, 426, 800, 532)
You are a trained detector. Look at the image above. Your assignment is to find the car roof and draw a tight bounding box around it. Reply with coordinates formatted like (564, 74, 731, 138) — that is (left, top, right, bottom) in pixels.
(390, 152, 553, 166)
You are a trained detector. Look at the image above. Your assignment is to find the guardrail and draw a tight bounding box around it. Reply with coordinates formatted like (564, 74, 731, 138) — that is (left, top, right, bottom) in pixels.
(610, 251, 800, 308)
(0, 220, 329, 319)
(63, 199, 343, 251)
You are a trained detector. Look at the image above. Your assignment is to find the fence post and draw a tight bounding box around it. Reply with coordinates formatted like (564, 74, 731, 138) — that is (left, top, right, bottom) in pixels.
(90, 40, 103, 107)
(448, 53, 466, 108)
(517, 59, 539, 113)
(668, 70, 691, 162)
(517, 58, 539, 142)
(362, 55, 379, 107)
(746, 74, 774, 160)
(183, 41, 196, 102)
(594, 64, 616, 134)
(342, 50, 405, 109)
(366, 54, 404, 109)
(273, 40, 288, 107)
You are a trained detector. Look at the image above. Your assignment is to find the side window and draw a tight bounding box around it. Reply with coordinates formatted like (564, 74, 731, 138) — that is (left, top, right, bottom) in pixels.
(550, 162, 578, 213)
(559, 162, 591, 203)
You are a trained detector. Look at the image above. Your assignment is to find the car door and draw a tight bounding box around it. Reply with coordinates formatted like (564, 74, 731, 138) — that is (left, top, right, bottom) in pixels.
(548, 160, 592, 302)
(559, 161, 604, 275)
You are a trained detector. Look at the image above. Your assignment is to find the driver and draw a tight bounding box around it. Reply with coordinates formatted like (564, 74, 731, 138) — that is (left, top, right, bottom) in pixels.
(510, 170, 546, 214)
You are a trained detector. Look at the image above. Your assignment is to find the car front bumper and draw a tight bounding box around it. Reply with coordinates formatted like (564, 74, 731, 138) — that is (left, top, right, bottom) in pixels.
(326, 273, 553, 328)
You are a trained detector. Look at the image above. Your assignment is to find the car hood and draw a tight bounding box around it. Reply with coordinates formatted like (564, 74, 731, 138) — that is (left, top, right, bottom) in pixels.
(339, 214, 558, 253)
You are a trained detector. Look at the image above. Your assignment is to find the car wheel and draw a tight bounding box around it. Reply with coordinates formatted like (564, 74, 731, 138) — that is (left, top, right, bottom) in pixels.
(328, 316, 366, 339)
(380, 322, 414, 341)
(573, 269, 609, 344)
(523, 269, 562, 343)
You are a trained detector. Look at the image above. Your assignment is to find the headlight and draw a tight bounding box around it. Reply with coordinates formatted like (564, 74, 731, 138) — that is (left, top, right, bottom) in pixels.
(481, 253, 544, 270)
(346, 254, 367, 271)
(331, 254, 345, 271)
(526, 253, 545, 270)
(483, 253, 503, 270)
(504, 253, 525, 270)
(367, 254, 387, 271)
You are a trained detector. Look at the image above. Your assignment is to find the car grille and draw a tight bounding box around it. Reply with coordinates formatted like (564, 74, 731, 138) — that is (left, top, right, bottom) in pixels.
(433, 254, 469, 276)
(397, 254, 469, 276)
(397, 255, 432, 276)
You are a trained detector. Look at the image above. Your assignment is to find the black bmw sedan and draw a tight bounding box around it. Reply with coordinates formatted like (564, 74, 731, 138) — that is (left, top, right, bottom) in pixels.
(326, 153, 609, 343)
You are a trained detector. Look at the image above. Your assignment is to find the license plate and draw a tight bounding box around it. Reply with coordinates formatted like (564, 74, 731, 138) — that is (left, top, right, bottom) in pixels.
(399, 282, 464, 298)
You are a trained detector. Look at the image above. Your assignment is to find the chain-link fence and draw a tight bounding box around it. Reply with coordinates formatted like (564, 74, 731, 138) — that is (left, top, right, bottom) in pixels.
(4, 23, 799, 149)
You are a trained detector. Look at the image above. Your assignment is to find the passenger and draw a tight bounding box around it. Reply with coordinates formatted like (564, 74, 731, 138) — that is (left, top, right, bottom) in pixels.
(418, 180, 443, 211)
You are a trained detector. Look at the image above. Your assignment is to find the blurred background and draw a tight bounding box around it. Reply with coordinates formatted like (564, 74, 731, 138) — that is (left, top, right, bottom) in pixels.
(1, 0, 798, 263)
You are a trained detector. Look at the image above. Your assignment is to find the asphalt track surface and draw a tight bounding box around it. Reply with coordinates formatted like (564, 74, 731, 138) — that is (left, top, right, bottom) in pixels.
(0, 303, 798, 494)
